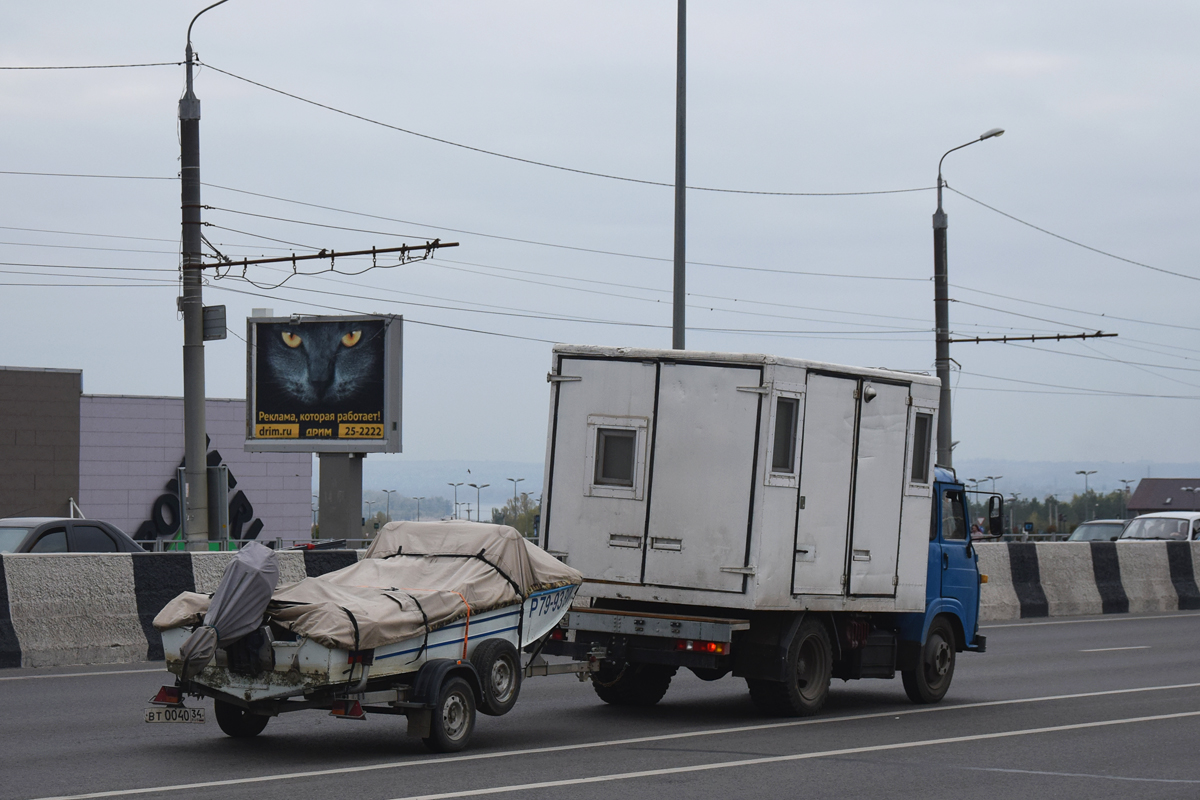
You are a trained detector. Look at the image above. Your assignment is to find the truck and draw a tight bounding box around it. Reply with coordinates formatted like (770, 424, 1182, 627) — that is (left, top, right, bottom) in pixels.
(538, 344, 1002, 714)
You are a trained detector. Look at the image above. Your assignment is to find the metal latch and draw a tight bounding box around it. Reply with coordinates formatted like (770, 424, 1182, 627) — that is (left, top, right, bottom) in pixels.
(736, 385, 770, 394)
(547, 374, 582, 383)
(719, 566, 756, 575)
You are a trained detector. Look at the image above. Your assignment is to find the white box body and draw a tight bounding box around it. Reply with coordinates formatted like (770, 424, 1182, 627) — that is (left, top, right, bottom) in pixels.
(541, 345, 940, 615)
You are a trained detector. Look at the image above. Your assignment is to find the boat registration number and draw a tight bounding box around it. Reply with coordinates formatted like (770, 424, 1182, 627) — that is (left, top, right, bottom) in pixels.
(144, 707, 205, 723)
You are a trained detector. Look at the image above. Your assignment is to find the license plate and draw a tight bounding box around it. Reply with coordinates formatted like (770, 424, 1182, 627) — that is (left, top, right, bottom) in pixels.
(144, 706, 205, 724)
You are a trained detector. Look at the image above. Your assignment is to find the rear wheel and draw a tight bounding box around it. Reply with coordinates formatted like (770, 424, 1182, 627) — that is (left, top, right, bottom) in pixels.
(689, 666, 730, 682)
(747, 618, 832, 716)
(422, 676, 476, 753)
(592, 662, 677, 707)
(470, 639, 521, 716)
(213, 700, 269, 738)
(902, 617, 956, 704)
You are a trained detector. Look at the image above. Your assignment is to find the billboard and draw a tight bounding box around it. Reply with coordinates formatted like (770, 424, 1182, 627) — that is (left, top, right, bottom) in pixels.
(245, 314, 402, 453)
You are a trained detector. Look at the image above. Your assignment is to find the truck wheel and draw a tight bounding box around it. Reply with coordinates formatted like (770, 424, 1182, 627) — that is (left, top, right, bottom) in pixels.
(422, 676, 476, 753)
(747, 618, 832, 717)
(470, 639, 521, 716)
(592, 662, 676, 707)
(902, 617, 956, 704)
(213, 700, 269, 738)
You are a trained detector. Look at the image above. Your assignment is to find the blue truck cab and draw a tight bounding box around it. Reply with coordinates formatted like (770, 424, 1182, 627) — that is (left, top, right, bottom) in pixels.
(893, 466, 995, 702)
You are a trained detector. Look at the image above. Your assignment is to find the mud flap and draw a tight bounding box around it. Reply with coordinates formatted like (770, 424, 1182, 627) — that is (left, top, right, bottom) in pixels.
(405, 658, 481, 738)
(896, 640, 920, 671)
(406, 707, 432, 738)
(732, 612, 809, 682)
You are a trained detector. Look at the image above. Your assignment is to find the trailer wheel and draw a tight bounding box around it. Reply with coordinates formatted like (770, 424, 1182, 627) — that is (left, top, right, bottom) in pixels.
(470, 639, 521, 716)
(747, 618, 832, 716)
(902, 617, 956, 704)
(213, 700, 269, 738)
(592, 662, 676, 707)
(423, 676, 476, 753)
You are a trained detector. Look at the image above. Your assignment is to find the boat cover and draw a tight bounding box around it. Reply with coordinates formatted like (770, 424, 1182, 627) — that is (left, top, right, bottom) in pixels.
(176, 540, 279, 678)
(155, 521, 582, 652)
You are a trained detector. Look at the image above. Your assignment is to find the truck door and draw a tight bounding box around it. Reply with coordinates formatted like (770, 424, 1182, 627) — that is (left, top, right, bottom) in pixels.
(792, 373, 857, 595)
(642, 362, 761, 592)
(847, 381, 908, 596)
(935, 486, 978, 640)
(543, 357, 657, 584)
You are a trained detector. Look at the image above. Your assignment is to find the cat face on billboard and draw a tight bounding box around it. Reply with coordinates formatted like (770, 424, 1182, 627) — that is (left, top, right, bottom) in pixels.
(257, 319, 384, 409)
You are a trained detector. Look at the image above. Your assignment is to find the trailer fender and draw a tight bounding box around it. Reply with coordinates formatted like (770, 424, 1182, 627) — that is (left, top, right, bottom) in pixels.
(405, 659, 484, 740)
(411, 658, 484, 709)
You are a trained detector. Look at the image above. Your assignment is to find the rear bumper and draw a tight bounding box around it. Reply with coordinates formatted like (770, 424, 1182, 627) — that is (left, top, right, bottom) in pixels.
(544, 634, 729, 671)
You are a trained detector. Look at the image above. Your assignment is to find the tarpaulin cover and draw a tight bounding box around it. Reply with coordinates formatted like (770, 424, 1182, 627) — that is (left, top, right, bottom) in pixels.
(172, 541, 279, 678)
(155, 522, 582, 652)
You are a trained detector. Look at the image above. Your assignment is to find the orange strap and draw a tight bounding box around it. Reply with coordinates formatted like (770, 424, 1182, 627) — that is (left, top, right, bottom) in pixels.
(449, 591, 471, 659)
(388, 587, 472, 660)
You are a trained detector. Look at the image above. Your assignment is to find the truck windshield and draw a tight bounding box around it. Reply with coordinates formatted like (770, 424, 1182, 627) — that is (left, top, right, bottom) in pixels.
(941, 491, 967, 540)
(0, 527, 33, 553)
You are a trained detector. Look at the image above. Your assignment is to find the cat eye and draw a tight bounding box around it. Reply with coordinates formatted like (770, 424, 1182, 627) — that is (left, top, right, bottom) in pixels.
(341, 330, 362, 347)
(281, 331, 302, 348)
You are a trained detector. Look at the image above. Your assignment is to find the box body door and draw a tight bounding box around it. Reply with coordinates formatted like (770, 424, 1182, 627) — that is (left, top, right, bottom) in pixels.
(847, 381, 909, 596)
(792, 373, 857, 595)
(543, 357, 656, 583)
(642, 362, 761, 593)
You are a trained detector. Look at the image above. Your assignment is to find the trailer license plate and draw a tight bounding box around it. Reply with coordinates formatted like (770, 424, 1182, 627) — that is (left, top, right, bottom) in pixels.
(144, 707, 205, 724)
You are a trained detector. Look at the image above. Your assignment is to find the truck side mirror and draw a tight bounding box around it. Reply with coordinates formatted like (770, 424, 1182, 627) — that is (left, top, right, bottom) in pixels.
(988, 496, 1004, 536)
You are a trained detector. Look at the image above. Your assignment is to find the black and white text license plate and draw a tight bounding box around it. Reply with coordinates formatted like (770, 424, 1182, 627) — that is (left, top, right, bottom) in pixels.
(144, 706, 205, 723)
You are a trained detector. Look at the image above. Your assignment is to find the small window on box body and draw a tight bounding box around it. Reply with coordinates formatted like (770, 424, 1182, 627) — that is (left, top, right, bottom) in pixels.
(911, 412, 932, 483)
(594, 428, 637, 486)
(771, 397, 799, 473)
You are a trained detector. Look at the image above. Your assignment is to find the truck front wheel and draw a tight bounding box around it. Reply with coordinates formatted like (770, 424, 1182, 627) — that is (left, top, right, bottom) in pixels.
(747, 618, 832, 716)
(902, 617, 956, 704)
(592, 662, 676, 707)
